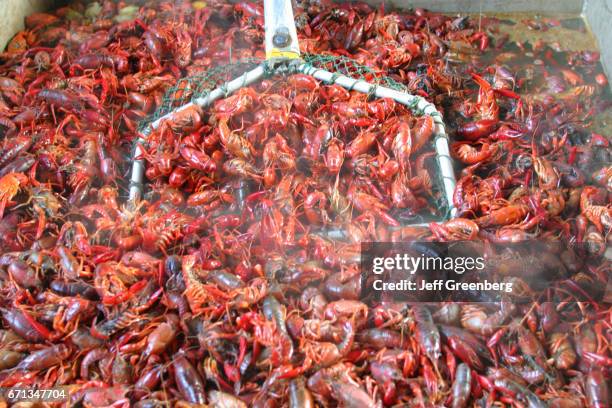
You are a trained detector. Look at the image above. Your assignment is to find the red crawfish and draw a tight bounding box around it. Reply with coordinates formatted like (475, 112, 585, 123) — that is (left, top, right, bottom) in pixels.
(548, 332, 576, 370)
(37, 88, 86, 112)
(1, 307, 52, 343)
(17, 344, 72, 371)
(144, 317, 178, 357)
(475, 204, 529, 227)
(289, 377, 315, 408)
(453, 141, 498, 165)
(179, 144, 216, 173)
(345, 130, 377, 158)
(392, 121, 413, 172)
(324, 137, 344, 174)
(585, 369, 609, 408)
(457, 119, 498, 141)
(0, 134, 33, 169)
(0, 172, 28, 219)
(173, 354, 206, 404)
(218, 119, 254, 160)
(158, 104, 203, 134)
(0, 349, 24, 371)
(173, 27, 192, 68)
(450, 363, 472, 408)
(413, 306, 444, 384)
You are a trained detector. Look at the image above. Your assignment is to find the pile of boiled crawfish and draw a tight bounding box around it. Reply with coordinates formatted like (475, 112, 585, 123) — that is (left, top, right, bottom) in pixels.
(0, 0, 610, 407)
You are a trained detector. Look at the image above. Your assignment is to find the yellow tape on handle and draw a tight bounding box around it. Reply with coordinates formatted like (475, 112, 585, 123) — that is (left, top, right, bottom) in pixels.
(266, 49, 300, 60)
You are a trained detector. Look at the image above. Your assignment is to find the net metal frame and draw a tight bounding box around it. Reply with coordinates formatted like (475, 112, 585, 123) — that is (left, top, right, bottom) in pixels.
(130, 55, 457, 222)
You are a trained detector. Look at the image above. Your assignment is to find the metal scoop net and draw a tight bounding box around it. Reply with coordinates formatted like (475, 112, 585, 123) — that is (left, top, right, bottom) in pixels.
(129, 0, 457, 222)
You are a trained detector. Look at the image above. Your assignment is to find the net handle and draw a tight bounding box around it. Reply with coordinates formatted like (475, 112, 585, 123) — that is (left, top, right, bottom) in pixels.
(264, 0, 301, 60)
